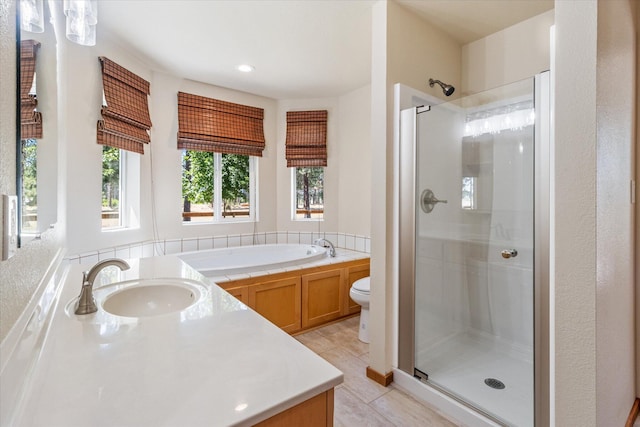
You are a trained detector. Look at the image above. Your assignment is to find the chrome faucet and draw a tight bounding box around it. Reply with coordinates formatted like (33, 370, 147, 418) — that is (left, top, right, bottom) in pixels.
(314, 238, 336, 257)
(75, 258, 131, 315)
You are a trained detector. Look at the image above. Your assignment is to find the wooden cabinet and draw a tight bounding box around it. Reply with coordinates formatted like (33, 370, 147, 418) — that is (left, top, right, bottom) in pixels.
(220, 259, 369, 334)
(248, 276, 301, 334)
(226, 285, 248, 304)
(253, 388, 334, 427)
(302, 269, 344, 329)
(344, 264, 370, 315)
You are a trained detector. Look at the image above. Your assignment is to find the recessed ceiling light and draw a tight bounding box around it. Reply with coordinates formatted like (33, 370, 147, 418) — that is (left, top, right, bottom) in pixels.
(237, 64, 255, 73)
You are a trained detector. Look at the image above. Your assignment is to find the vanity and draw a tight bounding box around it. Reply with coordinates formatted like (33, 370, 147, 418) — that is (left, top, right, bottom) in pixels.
(1, 256, 342, 426)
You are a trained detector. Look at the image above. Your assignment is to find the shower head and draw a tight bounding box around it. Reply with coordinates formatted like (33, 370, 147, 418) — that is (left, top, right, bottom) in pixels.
(429, 78, 455, 97)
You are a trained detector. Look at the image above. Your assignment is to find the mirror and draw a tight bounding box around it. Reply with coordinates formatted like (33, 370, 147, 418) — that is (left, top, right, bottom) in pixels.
(17, 0, 58, 246)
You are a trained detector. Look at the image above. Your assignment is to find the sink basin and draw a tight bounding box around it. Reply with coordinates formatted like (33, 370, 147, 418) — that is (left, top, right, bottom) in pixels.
(101, 279, 203, 318)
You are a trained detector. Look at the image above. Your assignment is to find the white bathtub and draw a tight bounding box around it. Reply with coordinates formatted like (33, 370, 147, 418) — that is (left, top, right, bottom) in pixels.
(178, 244, 328, 277)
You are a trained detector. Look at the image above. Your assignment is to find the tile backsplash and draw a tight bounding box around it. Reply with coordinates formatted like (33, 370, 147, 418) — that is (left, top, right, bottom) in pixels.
(65, 231, 370, 264)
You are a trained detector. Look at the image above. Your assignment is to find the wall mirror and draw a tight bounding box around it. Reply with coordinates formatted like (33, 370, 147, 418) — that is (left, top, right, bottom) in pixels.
(17, 0, 58, 246)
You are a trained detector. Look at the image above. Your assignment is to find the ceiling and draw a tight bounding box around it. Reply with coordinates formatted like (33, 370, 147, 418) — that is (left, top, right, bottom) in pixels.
(98, 0, 553, 100)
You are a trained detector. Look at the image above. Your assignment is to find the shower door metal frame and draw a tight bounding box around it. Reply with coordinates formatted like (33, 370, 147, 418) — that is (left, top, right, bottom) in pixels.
(397, 72, 550, 426)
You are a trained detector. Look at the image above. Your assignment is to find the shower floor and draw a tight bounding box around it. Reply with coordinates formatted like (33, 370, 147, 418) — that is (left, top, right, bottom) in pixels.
(416, 331, 533, 427)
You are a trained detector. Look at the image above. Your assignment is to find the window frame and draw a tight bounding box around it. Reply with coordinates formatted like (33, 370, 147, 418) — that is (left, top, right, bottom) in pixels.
(291, 166, 324, 222)
(182, 150, 257, 224)
(101, 147, 140, 231)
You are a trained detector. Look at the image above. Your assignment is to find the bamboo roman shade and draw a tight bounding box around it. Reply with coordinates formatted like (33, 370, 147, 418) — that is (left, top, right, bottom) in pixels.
(20, 40, 42, 139)
(97, 57, 152, 154)
(177, 92, 265, 156)
(285, 110, 328, 167)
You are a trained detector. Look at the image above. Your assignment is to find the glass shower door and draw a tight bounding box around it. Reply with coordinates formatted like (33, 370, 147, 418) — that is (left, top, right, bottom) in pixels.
(413, 78, 536, 426)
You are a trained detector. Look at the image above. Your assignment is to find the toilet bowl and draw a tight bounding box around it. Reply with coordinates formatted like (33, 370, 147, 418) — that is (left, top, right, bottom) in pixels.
(350, 277, 370, 343)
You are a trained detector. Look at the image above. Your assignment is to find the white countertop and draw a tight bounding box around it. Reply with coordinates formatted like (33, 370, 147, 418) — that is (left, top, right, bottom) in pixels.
(10, 256, 343, 426)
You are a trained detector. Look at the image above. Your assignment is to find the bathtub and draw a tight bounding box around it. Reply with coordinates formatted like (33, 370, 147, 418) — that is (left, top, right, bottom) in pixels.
(178, 244, 328, 277)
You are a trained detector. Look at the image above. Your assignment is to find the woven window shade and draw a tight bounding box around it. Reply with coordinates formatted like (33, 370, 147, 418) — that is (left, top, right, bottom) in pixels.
(20, 40, 42, 139)
(97, 57, 152, 154)
(177, 92, 265, 156)
(285, 110, 327, 167)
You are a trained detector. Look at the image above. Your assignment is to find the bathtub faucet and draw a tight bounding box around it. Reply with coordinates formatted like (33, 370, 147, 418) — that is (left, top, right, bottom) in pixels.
(314, 238, 336, 257)
(75, 258, 131, 315)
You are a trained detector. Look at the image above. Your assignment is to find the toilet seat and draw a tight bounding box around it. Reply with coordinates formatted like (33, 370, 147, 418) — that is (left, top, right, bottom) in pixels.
(352, 277, 370, 293)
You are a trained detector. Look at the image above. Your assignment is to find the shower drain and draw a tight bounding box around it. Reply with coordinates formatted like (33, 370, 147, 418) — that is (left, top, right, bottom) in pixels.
(484, 378, 506, 390)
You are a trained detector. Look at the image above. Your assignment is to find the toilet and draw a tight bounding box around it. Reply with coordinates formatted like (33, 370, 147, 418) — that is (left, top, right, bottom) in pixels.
(349, 277, 370, 343)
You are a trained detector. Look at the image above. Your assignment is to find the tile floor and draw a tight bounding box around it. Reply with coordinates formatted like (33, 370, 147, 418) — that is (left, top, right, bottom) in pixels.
(295, 316, 461, 427)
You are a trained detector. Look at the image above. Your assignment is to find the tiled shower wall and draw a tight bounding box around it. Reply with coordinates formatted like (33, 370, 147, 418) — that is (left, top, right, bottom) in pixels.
(65, 231, 371, 265)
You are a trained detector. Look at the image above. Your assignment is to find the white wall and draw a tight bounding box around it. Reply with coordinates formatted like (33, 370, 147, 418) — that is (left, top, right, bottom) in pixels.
(369, 0, 462, 376)
(595, 0, 636, 423)
(337, 85, 371, 236)
(461, 10, 554, 94)
(554, 0, 637, 424)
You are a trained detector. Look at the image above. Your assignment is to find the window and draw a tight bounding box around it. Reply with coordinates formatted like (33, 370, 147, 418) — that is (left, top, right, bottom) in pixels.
(101, 146, 140, 229)
(21, 138, 38, 233)
(182, 151, 255, 222)
(461, 176, 477, 210)
(101, 146, 123, 228)
(293, 166, 323, 220)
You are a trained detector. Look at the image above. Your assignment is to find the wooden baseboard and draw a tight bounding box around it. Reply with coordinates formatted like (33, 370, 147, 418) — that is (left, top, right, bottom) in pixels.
(625, 398, 640, 427)
(366, 366, 393, 387)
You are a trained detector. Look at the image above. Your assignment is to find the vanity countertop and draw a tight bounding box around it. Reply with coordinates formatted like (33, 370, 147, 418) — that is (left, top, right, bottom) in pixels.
(10, 256, 343, 426)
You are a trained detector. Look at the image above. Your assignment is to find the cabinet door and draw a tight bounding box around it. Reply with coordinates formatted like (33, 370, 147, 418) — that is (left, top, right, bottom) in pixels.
(302, 269, 344, 329)
(226, 286, 248, 305)
(248, 277, 301, 333)
(344, 264, 370, 315)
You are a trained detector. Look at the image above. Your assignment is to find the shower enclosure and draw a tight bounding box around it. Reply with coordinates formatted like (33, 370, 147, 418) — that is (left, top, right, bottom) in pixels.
(398, 73, 549, 426)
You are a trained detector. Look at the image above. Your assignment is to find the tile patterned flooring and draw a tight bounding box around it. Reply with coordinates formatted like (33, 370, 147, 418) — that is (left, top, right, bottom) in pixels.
(295, 316, 461, 427)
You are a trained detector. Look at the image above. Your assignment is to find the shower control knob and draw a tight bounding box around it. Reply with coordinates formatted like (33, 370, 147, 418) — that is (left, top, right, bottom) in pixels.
(501, 249, 518, 259)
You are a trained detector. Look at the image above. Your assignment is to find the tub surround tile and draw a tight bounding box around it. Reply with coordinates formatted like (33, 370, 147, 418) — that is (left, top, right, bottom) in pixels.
(325, 233, 338, 246)
(182, 238, 198, 253)
(213, 236, 228, 249)
(345, 234, 356, 251)
(79, 252, 99, 265)
(165, 239, 182, 255)
(65, 231, 371, 264)
(299, 232, 313, 245)
(115, 246, 131, 259)
(152, 241, 165, 256)
(265, 232, 277, 244)
(198, 237, 213, 251)
(98, 248, 116, 260)
(226, 272, 251, 281)
(228, 235, 241, 247)
(287, 232, 300, 244)
(240, 234, 254, 246)
(129, 244, 143, 259)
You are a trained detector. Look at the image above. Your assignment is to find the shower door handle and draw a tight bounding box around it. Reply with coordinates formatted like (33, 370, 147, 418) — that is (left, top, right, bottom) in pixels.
(420, 189, 447, 213)
(501, 249, 518, 259)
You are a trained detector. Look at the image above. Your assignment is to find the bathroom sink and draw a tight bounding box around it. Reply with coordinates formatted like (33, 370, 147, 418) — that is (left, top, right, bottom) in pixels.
(101, 279, 203, 318)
